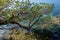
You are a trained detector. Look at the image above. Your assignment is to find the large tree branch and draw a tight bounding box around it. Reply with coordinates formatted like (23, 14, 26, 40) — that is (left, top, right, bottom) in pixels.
(29, 15, 42, 28)
(0, 17, 30, 30)
(9, 15, 30, 30)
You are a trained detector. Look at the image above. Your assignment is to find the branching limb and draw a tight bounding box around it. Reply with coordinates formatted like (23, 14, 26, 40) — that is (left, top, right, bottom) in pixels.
(29, 15, 42, 28)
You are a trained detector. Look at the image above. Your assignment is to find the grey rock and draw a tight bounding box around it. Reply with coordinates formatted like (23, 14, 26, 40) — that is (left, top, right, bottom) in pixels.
(0, 23, 20, 40)
(0, 23, 20, 30)
(0, 29, 11, 40)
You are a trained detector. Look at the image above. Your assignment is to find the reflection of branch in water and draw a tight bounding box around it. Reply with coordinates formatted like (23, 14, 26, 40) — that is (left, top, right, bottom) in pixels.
(29, 15, 42, 28)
